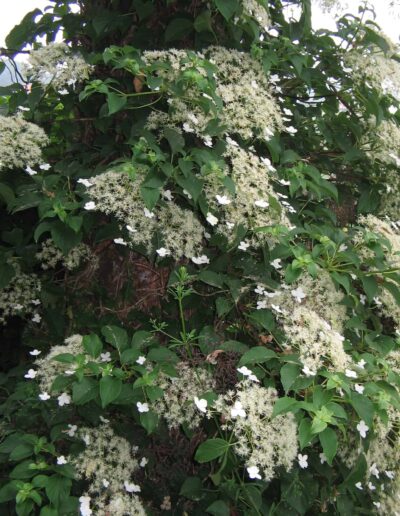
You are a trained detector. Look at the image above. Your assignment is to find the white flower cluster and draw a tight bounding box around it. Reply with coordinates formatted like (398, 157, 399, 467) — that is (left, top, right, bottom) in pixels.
(25, 42, 92, 91)
(144, 46, 282, 142)
(151, 362, 215, 429)
(0, 115, 48, 171)
(255, 271, 350, 374)
(241, 0, 270, 30)
(87, 170, 204, 258)
(213, 381, 298, 481)
(70, 425, 145, 516)
(36, 238, 95, 271)
(363, 120, 400, 165)
(0, 262, 41, 325)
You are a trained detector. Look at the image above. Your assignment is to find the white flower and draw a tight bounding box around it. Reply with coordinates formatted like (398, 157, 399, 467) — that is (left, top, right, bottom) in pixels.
(32, 313, 41, 323)
(256, 300, 268, 310)
(260, 157, 276, 172)
(58, 392, 71, 407)
(369, 463, 379, 478)
(357, 420, 369, 438)
(77, 178, 93, 187)
(251, 80, 259, 89)
(279, 178, 291, 186)
(24, 369, 37, 379)
(298, 454, 308, 468)
(354, 384, 364, 394)
(102, 479, 110, 488)
(385, 470, 395, 480)
(237, 366, 252, 376)
(226, 221, 234, 229)
(124, 481, 141, 493)
(82, 433, 91, 445)
(267, 28, 279, 37)
(17, 105, 30, 111)
(373, 296, 382, 306)
(238, 241, 250, 251)
(389, 105, 398, 114)
(367, 482, 376, 491)
(136, 356, 146, 365)
(191, 255, 210, 265)
(163, 189, 174, 201)
(270, 258, 282, 269)
(359, 294, 366, 305)
(39, 392, 50, 401)
(285, 126, 298, 135)
(79, 496, 92, 516)
(57, 455, 67, 465)
(283, 108, 293, 116)
(302, 365, 316, 377)
(215, 195, 231, 205)
(226, 136, 239, 147)
(271, 304, 284, 314)
(99, 415, 110, 424)
(64, 369, 75, 376)
(231, 401, 246, 418)
(126, 224, 137, 233)
(140, 457, 148, 467)
(355, 482, 363, 490)
(84, 201, 96, 210)
(206, 212, 218, 226)
(357, 359, 366, 369)
(39, 163, 51, 170)
(373, 502, 381, 509)
(143, 208, 155, 218)
(114, 238, 127, 246)
(65, 424, 78, 437)
(29, 349, 41, 356)
(247, 465, 262, 480)
(194, 397, 208, 413)
(291, 287, 306, 303)
(345, 369, 357, 379)
(156, 247, 170, 257)
(319, 453, 327, 464)
(25, 166, 37, 176)
(100, 352, 111, 362)
(254, 199, 269, 208)
(203, 136, 213, 147)
(137, 401, 149, 413)
(183, 189, 192, 199)
(254, 285, 265, 295)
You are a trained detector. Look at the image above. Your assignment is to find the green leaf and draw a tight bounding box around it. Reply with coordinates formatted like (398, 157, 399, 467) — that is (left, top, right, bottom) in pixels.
(361, 275, 378, 302)
(239, 347, 276, 366)
(194, 11, 213, 33)
(51, 223, 81, 255)
(298, 417, 312, 449)
(165, 18, 193, 42)
(164, 127, 185, 154)
(45, 476, 71, 507)
(0, 261, 15, 289)
(281, 363, 301, 393)
(215, 0, 238, 21)
(82, 334, 103, 358)
(198, 270, 224, 288)
(10, 443, 33, 461)
(215, 297, 233, 317)
(6, 9, 41, 49)
(206, 500, 230, 516)
(349, 392, 374, 427)
(40, 506, 58, 516)
(72, 377, 98, 405)
(180, 477, 203, 501)
(271, 396, 298, 418)
(99, 376, 122, 408)
(140, 410, 158, 434)
(0, 182, 15, 205)
(147, 347, 179, 364)
(101, 325, 128, 353)
(120, 348, 140, 364)
(319, 427, 338, 465)
(107, 92, 127, 115)
(0, 482, 18, 503)
(195, 439, 230, 463)
(248, 310, 275, 331)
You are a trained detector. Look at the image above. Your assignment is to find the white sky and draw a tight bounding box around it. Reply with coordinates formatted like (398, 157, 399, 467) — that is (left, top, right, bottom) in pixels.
(0, 0, 399, 48)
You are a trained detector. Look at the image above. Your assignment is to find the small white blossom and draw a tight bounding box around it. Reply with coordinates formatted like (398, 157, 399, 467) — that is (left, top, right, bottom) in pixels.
(256, 300, 268, 310)
(39, 392, 50, 401)
(100, 352, 111, 362)
(29, 349, 41, 356)
(238, 241, 250, 251)
(302, 365, 316, 377)
(247, 465, 262, 479)
(373, 502, 381, 509)
(25, 166, 37, 176)
(357, 420, 369, 438)
(32, 313, 41, 323)
(279, 178, 291, 186)
(194, 396, 208, 413)
(126, 224, 137, 233)
(137, 401, 149, 413)
(77, 178, 93, 187)
(163, 189, 174, 201)
(124, 481, 141, 493)
(39, 163, 51, 171)
(79, 495, 92, 516)
(298, 454, 308, 468)
(140, 457, 148, 467)
(357, 359, 366, 369)
(99, 416, 110, 424)
(143, 208, 155, 219)
(291, 287, 306, 303)
(183, 189, 192, 199)
(285, 126, 298, 135)
(215, 195, 231, 205)
(254, 285, 265, 295)
(267, 28, 279, 37)
(355, 482, 363, 490)
(368, 482, 376, 491)
(136, 356, 146, 365)
(84, 201, 96, 210)
(254, 199, 269, 208)
(369, 463, 379, 478)
(57, 455, 67, 465)
(345, 369, 357, 379)
(102, 479, 110, 488)
(191, 255, 210, 265)
(156, 247, 170, 257)
(354, 384, 364, 394)
(319, 453, 327, 464)
(65, 424, 78, 437)
(64, 369, 75, 376)
(206, 212, 218, 226)
(389, 105, 398, 114)
(226, 136, 239, 147)
(270, 258, 282, 269)
(385, 470, 395, 480)
(231, 401, 246, 418)
(58, 392, 71, 406)
(24, 369, 37, 379)
(114, 238, 127, 246)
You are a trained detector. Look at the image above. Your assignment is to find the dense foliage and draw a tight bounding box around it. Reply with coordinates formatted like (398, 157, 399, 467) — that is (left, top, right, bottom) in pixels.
(1, 0, 400, 514)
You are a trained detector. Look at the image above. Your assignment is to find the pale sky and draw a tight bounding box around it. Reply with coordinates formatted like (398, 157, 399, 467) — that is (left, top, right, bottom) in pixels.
(0, 0, 399, 48)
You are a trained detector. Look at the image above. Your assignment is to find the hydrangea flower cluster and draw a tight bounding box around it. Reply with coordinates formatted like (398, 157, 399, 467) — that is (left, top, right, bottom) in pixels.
(36, 239, 95, 271)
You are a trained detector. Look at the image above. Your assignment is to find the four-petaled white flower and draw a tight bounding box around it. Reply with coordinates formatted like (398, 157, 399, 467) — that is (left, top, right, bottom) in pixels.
(291, 287, 306, 303)
(32, 313, 41, 323)
(102, 479, 110, 488)
(100, 352, 111, 362)
(369, 463, 379, 478)
(194, 396, 208, 413)
(156, 247, 170, 257)
(136, 356, 146, 365)
(319, 453, 327, 464)
(267, 27, 279, 37)
(124, 481, 141, 493)
(140, 457, 149, 467)
(99, 415, 110, 424)
(357, 420, 369, 438)
(24, 369, 37, 379)
(79, 496, 92, 516)
(126, 225, 137, 233)
(192, 255, 210, 265)
(39, 392, 50, 401)
(254, 285, 265, 295)
(39, 163, 51, 171)
(77, 178, 93, 188)
(66, 424, 78, 437)
(137, 401, 149, 413)
(25, 166, 37, 176)
(279, 178, 291, 186)
(183, 189, 192, 199)
(114, 238, 127, 246)
(298, 454, 308, 468)
(57, 455, 67, 465)
(143, 208, 155, 219)
(271, 304, 284, 314)
(302, 365, 316, 377)
(389, 105, 398, 114)
(286, 126, 298, 135)
(216, 195, 231, 205)
(237, 366, 259, 382)
(357, 359, 366, 369)
(206, 212, 218, 226)
(355, 482, 363, 490)
(354, 384, 364, 394)
(163, 190, 174, 201)
(238, 241, 250, 251)
(256, 300, 267, 310)
(345, 369, 357, 379)
(385, 470, 395, 480)
(247, 465, 262, 480)
(29, 349, 41, 356)
(367, 482, 376, 491)
(231, 401, 246, 418)
(373, 502, 381, 509)
(58, 392, 71, 407)
(270, 258, 282, 269)
(84, 201, 96, 210)
(255, 199, 269, 208)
